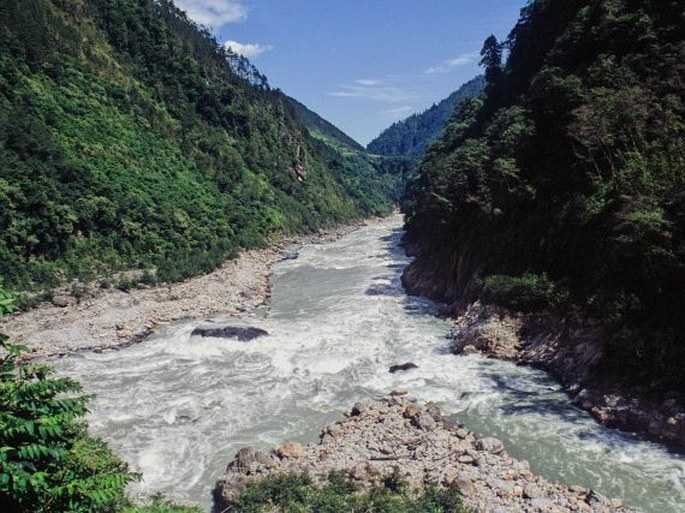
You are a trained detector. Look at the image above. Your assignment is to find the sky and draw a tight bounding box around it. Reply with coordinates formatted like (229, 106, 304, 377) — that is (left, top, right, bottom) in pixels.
(173, 0, 527, 146)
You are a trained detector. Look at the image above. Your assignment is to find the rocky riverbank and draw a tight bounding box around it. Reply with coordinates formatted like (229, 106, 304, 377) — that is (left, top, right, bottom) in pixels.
(0, 221, 376, 360)
(214, 395, 627, 513)
(450, 301, 685, 450)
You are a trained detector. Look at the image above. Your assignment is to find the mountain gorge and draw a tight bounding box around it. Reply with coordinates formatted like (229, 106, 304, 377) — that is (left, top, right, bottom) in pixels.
(0, 0, 403, 291)
(402, 0, 684, 393)
(1, 0, 684, 511)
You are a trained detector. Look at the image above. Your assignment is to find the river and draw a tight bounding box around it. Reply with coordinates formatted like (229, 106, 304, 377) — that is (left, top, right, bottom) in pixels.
(53, 216, 684, 512)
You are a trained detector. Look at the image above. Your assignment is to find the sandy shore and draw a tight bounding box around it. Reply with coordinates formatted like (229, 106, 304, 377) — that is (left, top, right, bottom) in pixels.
(0, 221, 375, 360)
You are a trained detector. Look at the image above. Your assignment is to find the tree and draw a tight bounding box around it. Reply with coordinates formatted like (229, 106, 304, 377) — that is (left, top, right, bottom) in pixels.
(479, 35, 503, 91)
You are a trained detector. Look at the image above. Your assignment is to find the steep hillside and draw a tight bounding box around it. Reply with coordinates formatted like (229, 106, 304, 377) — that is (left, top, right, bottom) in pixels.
(366, 76, 485, 156)
(285, 96, 364, 151)
(284, 95, 415, 208)
(403, 0, 684, 391)
(0, 0, 399, 291)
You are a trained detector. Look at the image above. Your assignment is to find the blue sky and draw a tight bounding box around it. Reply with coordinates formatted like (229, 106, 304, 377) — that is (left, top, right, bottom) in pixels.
(173, 0, 527, 145)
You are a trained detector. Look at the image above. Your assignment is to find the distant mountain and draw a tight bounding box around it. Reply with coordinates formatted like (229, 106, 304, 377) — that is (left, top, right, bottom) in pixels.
(367, 76, 485, 156)
(286, 96, 364, 151)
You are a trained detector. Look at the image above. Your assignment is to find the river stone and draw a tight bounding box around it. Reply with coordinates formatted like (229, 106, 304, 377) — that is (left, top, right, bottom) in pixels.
(52, 295, 71, 307)
(461, 344, 479, 355)
(190, 326, 269, 341)
(276, 442, 305, 459)
(388, 362, 418, 373)
(475, 437, 504, 455)
(227, 447, 272, 473)
(425, 402, 443, 422)
(350, 402, 369, 416)
(523, 483, 540, 498)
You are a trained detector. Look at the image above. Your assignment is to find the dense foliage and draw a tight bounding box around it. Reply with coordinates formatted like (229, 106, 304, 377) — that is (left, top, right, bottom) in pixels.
(0, 287, 200, 512)
(229, 471, 469, 513)
(404, 0, 684, 390)
(367, 76, 485, 157)
(0, 0, 400, 291)
(286, 95, 365, 152)
(0, 284, 131, 512)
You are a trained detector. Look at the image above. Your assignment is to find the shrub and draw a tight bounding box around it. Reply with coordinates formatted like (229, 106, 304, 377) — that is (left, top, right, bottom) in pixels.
(0, 286, 199, 512)
(478, 273, 570, 313)
(123, 494, 203, 513)
(0, 337, 136, 512)
(228, 470, 470, 513)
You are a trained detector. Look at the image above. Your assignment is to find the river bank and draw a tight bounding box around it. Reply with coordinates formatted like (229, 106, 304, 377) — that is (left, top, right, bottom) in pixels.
(40, 217, 684, 511)
(0, 220, 375, 360)
(448, 301, 685, 450)
(214, 395, 627, 513)
(400, 249, 685, 451)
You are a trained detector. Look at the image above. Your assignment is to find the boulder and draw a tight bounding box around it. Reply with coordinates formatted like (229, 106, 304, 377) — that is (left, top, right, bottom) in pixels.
(475, 437, 504, 455)
(389, 362, 418, 373)
(191, 326, 268, 341)
(276, 442, 305, 459)
(227, 447, 273, 474)
(51, 295, 71, 308)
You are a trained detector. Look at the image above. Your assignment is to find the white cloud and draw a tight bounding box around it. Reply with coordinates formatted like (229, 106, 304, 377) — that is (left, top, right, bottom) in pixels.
(383, 106, 414, 119)
(224, 40, 273, 59)
(328, 77, 421, 104)
(174, 0, 248, 28)
(355, 79, 382, 86)
(425, 52, 478, 74)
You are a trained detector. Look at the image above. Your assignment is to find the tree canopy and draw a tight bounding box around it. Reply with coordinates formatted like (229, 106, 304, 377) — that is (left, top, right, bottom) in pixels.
(404, 0, 685, 391)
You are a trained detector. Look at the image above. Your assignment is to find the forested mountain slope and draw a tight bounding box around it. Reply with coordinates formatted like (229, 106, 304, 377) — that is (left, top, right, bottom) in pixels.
(403, 0, 684, 391)
(0, 0, 399, 291)
(367, 76, 485, 156)
(285, 96, 364, 151)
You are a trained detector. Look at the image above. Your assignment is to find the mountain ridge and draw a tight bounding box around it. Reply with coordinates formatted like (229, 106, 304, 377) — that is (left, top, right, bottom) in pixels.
(0, 0, 402, 291)
(367, 75, 485, 156)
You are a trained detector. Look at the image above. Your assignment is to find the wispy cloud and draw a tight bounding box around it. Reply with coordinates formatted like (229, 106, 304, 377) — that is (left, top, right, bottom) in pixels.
(224, 40, 273, 59)
(328, 78, 421, 104)
(384, 106, 414, 119)
(355, 79, 382, 86)
(174, 0, 248, 28)
(425, 52, 478, 74)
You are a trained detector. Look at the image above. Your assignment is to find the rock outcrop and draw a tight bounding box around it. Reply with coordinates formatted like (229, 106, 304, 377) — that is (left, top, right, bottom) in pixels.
(450, 302, 685, 449)
(190, 326, 269, 341)
(214, 396, 627, 513)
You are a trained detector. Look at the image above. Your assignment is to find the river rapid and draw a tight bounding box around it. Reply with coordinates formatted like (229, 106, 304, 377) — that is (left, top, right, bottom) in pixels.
(53, 216, 684, 512)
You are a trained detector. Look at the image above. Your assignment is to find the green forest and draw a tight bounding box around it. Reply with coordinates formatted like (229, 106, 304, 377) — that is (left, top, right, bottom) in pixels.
(0, 0, 406, 292)
(404, 0, 684, 391)
(367, 76, 485, 157)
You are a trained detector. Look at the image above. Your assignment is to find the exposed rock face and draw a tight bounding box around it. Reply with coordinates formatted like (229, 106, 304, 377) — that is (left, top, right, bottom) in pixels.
(450, 302, 685, 449)
(213, 397, 627, 513)
(190, 326, 269, 341)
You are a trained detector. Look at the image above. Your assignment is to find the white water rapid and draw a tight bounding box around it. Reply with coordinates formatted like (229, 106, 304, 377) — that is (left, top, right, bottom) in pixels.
(53, 217, 684, 512)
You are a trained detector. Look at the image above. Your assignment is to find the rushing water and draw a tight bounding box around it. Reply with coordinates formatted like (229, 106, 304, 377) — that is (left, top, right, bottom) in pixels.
(54, 217, 684, 512)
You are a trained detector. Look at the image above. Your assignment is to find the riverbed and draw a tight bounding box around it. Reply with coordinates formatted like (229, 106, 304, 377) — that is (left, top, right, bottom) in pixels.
(53, 217, 685, 512)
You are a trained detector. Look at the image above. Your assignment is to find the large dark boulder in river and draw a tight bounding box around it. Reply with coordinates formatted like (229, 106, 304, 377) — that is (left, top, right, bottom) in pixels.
(191, 326, 269, 341)
(389, 362, 418, 373)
